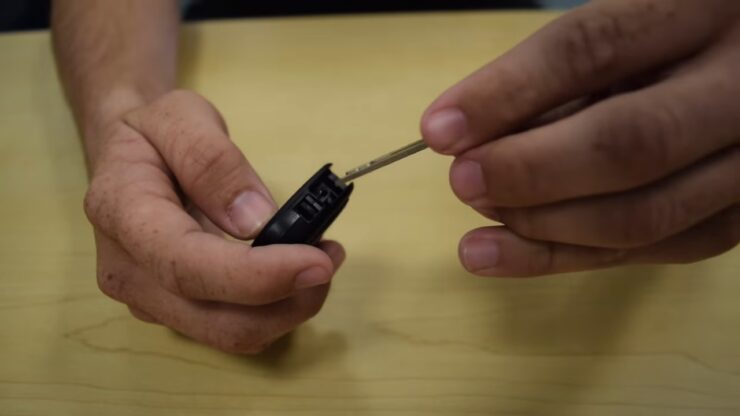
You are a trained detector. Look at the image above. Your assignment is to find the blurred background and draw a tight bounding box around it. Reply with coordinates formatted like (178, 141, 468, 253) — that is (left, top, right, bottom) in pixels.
(1, 0, 585, 32)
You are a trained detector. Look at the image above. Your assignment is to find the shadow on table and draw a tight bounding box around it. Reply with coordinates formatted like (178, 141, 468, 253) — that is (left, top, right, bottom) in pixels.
(171, 323, 351, 375)
(444, 260, 665, 415)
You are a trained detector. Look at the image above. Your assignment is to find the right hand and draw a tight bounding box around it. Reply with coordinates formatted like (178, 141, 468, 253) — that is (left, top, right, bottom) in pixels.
(84, 90, 345, 354)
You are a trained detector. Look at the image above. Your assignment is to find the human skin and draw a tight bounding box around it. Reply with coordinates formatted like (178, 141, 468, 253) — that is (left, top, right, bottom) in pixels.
(422, 0, 739, 277)
(53, 0, 740, 353)
(51, 0, 344, 354)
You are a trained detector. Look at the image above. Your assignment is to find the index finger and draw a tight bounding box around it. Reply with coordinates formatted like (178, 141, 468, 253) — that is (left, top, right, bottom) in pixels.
(421, 0, 733, 155)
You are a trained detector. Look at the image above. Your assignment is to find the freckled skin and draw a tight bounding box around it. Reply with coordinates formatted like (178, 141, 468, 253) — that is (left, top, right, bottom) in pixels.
(74, 89, 344, 354)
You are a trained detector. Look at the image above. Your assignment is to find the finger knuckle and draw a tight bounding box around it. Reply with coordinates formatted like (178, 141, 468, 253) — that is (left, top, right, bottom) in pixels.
(485, 147, 543, 206)
(181, 137, 244, 195)
(86, 181, 133, 240)
(556, 10, 625, 80)
(183, 138, 228, 178)
(485, 65, 540, 129)
(97, 269, 127, 301)
(592, 102, 679, 183)
(113, 197, 161, 255)
(84, 173, 120, 224)
(616, 195, 675, 247)
(83, 182, 104, 223)
(157, 257, 202, 299)
(159, 271, 187, 297)
(240, 250, 302, 305)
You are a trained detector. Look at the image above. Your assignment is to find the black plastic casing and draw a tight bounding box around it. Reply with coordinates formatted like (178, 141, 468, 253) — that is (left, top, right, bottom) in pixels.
(252, 164, 354, 247)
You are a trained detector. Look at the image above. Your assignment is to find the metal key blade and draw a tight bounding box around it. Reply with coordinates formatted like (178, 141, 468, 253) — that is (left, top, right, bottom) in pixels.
(341, 139, 428, 183)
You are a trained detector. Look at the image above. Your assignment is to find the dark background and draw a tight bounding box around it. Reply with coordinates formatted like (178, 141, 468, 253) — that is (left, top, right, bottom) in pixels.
(1, 0, 545, 33)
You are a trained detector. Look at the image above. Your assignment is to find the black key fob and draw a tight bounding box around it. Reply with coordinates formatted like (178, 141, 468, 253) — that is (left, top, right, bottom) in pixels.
(252, 164, 354, 247)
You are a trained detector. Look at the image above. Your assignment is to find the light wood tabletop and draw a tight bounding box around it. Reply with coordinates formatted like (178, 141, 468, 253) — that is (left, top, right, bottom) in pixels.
(1, 11, 739, 416)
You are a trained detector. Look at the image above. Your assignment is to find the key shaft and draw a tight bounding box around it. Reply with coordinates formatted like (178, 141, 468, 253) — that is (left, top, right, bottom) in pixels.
(341, 139, 427, 183)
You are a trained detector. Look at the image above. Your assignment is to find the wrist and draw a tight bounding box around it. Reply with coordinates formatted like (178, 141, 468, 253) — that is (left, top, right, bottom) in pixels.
(79, 86, 168, 169)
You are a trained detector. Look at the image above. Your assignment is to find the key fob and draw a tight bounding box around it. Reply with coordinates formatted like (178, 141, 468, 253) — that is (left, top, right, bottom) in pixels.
(252, 164, 354, 247)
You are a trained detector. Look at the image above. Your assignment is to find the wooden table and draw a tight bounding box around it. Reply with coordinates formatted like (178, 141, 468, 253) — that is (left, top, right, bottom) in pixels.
(1, 11, 739, 416)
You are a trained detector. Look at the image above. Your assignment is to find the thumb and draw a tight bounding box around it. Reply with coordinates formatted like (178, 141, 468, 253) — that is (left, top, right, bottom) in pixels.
(124, 90, 276, 239)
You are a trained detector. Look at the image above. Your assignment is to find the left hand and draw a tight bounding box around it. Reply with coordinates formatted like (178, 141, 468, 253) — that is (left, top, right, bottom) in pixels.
(84, 90, 345, 353)
(421, 0, 739, 277)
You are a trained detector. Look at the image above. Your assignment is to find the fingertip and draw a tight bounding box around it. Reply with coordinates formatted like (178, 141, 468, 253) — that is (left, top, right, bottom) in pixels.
(289, 241, 344, 290)
(449, 157, 488, 204)
(318, 240, 346, 270)
(224, 244, 334, 303)
(459, 228, 503, 276)
(422, 107, 468, 155)
(294, 266, 333, 290)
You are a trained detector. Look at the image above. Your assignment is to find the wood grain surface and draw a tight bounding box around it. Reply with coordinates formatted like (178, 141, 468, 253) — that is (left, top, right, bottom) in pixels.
(1, 11, 739, 416)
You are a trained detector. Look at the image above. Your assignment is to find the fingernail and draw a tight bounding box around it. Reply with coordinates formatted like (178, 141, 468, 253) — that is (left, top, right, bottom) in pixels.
(424, 108, 467, 152)
(229, 191, 275, 237)
(294, 267, 331, 290)
(450, 159, 487, 202)
(461, 237, 500, 272)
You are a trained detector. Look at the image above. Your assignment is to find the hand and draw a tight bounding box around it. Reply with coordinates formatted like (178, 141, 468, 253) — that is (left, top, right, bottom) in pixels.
(421, 0, 739, 277)
(84, 90, 345, 353)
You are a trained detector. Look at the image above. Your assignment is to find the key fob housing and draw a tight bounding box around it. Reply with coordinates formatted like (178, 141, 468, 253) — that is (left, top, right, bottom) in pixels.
(252, 164, 353, 247)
